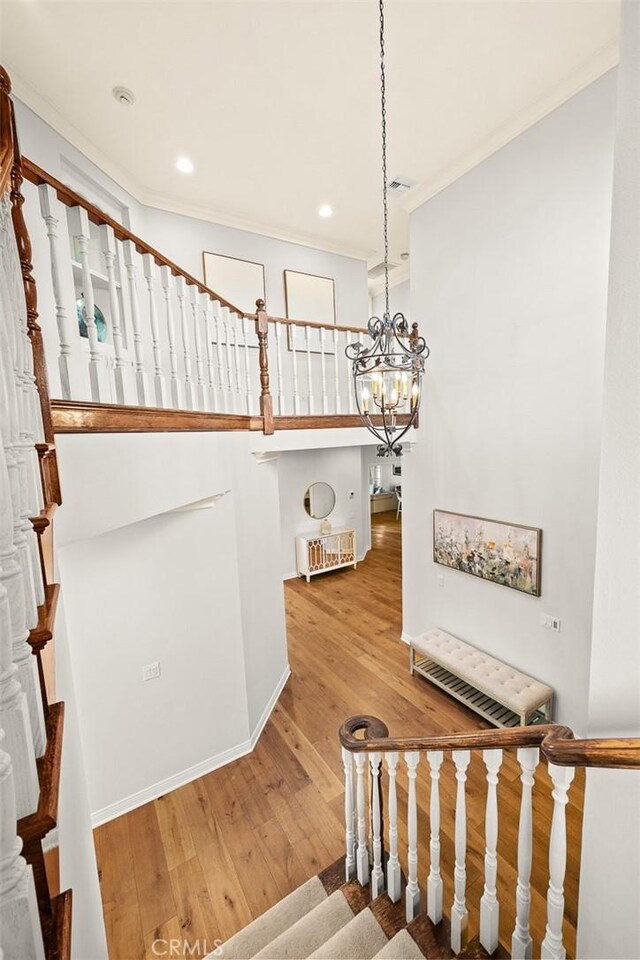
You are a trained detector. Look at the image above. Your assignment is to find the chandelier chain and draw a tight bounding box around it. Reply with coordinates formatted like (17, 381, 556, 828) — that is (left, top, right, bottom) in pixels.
(379, 0, 389, 320)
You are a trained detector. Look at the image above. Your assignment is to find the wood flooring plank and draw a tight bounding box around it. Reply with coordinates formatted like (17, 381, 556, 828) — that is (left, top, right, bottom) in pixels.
(128, 802, 175, 936)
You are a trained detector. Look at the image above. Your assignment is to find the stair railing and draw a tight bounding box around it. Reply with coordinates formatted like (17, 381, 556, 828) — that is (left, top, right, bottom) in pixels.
(340, 715, 640, 958)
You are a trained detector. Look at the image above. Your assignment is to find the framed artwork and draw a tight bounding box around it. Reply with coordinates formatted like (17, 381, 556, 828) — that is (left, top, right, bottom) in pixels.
(202, 252, 265, 316)
(284, 270, 336, 353)
(433, 509, 542, 596)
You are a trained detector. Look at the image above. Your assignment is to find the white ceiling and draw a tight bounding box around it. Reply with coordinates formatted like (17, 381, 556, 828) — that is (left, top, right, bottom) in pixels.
(1, 1, 619, 286)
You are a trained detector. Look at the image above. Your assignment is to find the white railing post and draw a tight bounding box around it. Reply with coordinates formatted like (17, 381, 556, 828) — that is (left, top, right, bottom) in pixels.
(222, 308, 234, 413)
(345, 330, 356, 413)
(451, 749, 471, 953)
(232, 315, 241, 409)
(101, 224, 129, 404)
(75, 207, 103, 401)
(212, 302, 226, 412)
(203, 299, 216, 412)
(305, 324, 314, 414)
(405, 750, 420, 921)
(511, 747, 539, 960)
(0, 732, 46, 960)
(354, 752, 369, 885)
(122, 240, 148, 406)
(385, 751, 401, 903)
(159, 266, 181, 409)
(480, 748, 503, 954)
(242, 316, 254, 415)
(341, 747, 356, 881)
(274, 321, 284, 415)
(37, 184, 88, 400)
(189, 285, 205, 411)
(175, 277, 194, 410)
(291, 325, 301, 416)
(320, 326, 328, 414)
(541, 763, 575, 960)
(142, 255, 166, 408)
(333, 327, 341, 414)
(426, 749, 444, 924)
(369, 752, 384, 898)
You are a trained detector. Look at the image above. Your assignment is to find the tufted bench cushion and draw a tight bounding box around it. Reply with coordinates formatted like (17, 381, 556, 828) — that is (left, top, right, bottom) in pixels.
(411, 628, 553, 719)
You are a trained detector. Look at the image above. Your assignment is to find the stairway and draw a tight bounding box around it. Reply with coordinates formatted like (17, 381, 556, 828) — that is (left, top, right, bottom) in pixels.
(214, 859, 493, 960)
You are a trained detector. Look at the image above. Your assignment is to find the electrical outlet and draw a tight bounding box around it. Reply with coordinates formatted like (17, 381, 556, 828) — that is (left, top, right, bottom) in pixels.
(540, 614, 561, 633)
(142, 661, 161, 681)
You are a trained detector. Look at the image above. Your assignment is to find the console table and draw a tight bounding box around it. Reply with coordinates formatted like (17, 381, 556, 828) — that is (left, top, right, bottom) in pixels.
(296, 528, 357, 582)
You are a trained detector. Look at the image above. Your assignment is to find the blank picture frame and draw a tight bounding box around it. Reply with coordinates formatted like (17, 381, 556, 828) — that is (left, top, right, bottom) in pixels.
(202, 251, 265, 315)
(284, 270, 336, 326)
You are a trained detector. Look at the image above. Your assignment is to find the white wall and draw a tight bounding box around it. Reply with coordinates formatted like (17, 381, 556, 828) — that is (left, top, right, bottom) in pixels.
(403, 72, 616, 732)
(277, 446, 371, 578)
(577, 6, 640, 957)
(372, 279, 410, 321)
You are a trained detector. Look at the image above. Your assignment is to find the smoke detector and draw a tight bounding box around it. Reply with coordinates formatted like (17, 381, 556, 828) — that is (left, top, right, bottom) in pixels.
(386, 175, 416, 197)
(112, 86, 135, 106)
(400, 252, 410, 262)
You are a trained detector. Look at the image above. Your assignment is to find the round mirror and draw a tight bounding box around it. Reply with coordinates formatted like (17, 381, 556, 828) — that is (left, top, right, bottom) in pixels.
(303, 482, 336, 519)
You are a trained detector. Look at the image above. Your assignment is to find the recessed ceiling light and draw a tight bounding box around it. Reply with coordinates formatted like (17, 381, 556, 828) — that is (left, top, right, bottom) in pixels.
(112, 86, 135, 106)
(176, 156, 195, 174)
(318, 204, 333, 218)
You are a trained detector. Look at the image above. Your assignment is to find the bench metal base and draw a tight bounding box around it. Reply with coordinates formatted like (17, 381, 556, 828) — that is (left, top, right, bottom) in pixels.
(410, 648, 553, 728)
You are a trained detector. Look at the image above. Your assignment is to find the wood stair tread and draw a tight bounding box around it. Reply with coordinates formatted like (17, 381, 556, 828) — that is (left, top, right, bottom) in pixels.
(17, 701, 65, 844)
(50, 888, 72, 960)
(28, 582, 60, 652)
(406, 913, 455, 960)
(455, 935, 491, 959)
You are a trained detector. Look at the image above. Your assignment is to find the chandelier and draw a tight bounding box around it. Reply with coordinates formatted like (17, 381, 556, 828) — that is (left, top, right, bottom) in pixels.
(346, 0, 429, 457)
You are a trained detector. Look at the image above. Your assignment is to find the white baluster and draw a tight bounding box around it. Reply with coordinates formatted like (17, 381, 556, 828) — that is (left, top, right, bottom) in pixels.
(274, 321, 284, 415)
(385, 751, 401, 902)
(345, 330, 356, 413)
(333, 327, 341, 414)
(189, 285, 205, 411)
(426, 750, 444, 923)
(141, 255, 166, 408)
(37, 184, 88, 400)
(405, 750, 420, 921)
(511, 747, 539, 960)
(159, 266, 181, 409)
(342, 747, 356, 881)
(0, 732, 46, 960)
(212, 302, 226, 412)
(203, 299, 217, 412)
(222, 308, 234, 412)
(480, 749, 503, 954)
(175, 277, 193, 410)
(0, 438, 45, 759)
(75, 207, 103, 401)
(320, 327, 328, 414)
(0, 570, 38, 818)
(354, 752, 369, 885)
(370, 752, 384, 898)
(541, 763, 575, 960)
(232, 315, 241, 408)
(291, 324, 301, 415)
(242, 316, 254, 415)
(101, 224, 128, 404)
(122, 240, 148, 406)
(305, 324, 314, 414)
(451, 749, 471, 953)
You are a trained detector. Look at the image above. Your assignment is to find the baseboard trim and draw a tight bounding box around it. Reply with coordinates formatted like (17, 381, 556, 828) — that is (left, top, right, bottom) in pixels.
(401, 631, 412, 645)
(90, 663, 291, 828)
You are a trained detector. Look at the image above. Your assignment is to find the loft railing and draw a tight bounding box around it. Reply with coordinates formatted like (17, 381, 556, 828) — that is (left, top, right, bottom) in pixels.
(17, 157, 409, 437)
(339, 716, 640, 959)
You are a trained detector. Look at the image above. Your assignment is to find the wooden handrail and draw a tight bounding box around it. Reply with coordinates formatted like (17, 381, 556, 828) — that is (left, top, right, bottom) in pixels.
(243, 310, 369, 337)
(22, 157, 245, 316)
(339, 714, 640, 769)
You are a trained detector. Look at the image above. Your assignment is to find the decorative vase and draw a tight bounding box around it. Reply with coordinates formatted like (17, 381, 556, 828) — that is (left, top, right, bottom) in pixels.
(319, 518, 332, 535)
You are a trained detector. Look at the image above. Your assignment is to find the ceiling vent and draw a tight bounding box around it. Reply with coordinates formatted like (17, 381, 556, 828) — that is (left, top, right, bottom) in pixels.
(386, 175, 416, 197)
(368, 260, 398, 279)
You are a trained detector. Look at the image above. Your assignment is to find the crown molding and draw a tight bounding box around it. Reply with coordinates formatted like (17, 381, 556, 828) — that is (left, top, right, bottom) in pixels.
(401, 41, 618, 216)
(8, 64, 373, 263)
(368, 262, 410, 299)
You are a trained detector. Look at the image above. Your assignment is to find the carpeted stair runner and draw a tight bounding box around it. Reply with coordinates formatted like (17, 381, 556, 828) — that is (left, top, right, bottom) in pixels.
(254, 889, 355, 959)
(373, 929, 429, 959)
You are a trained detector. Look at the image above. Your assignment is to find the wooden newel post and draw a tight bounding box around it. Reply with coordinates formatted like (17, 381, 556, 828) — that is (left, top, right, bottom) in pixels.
(255, 299, 274, 435)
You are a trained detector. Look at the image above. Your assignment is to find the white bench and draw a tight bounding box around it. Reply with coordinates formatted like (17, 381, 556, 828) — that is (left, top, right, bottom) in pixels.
(409, 628, 554, 727)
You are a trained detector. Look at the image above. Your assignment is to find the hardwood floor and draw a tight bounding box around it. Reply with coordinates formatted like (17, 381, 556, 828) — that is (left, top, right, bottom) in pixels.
(93, 512, 584, 960)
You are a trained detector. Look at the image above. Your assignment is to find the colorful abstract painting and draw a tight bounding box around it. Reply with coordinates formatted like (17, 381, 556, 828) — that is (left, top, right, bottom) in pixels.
(433, 510, 541, 596)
